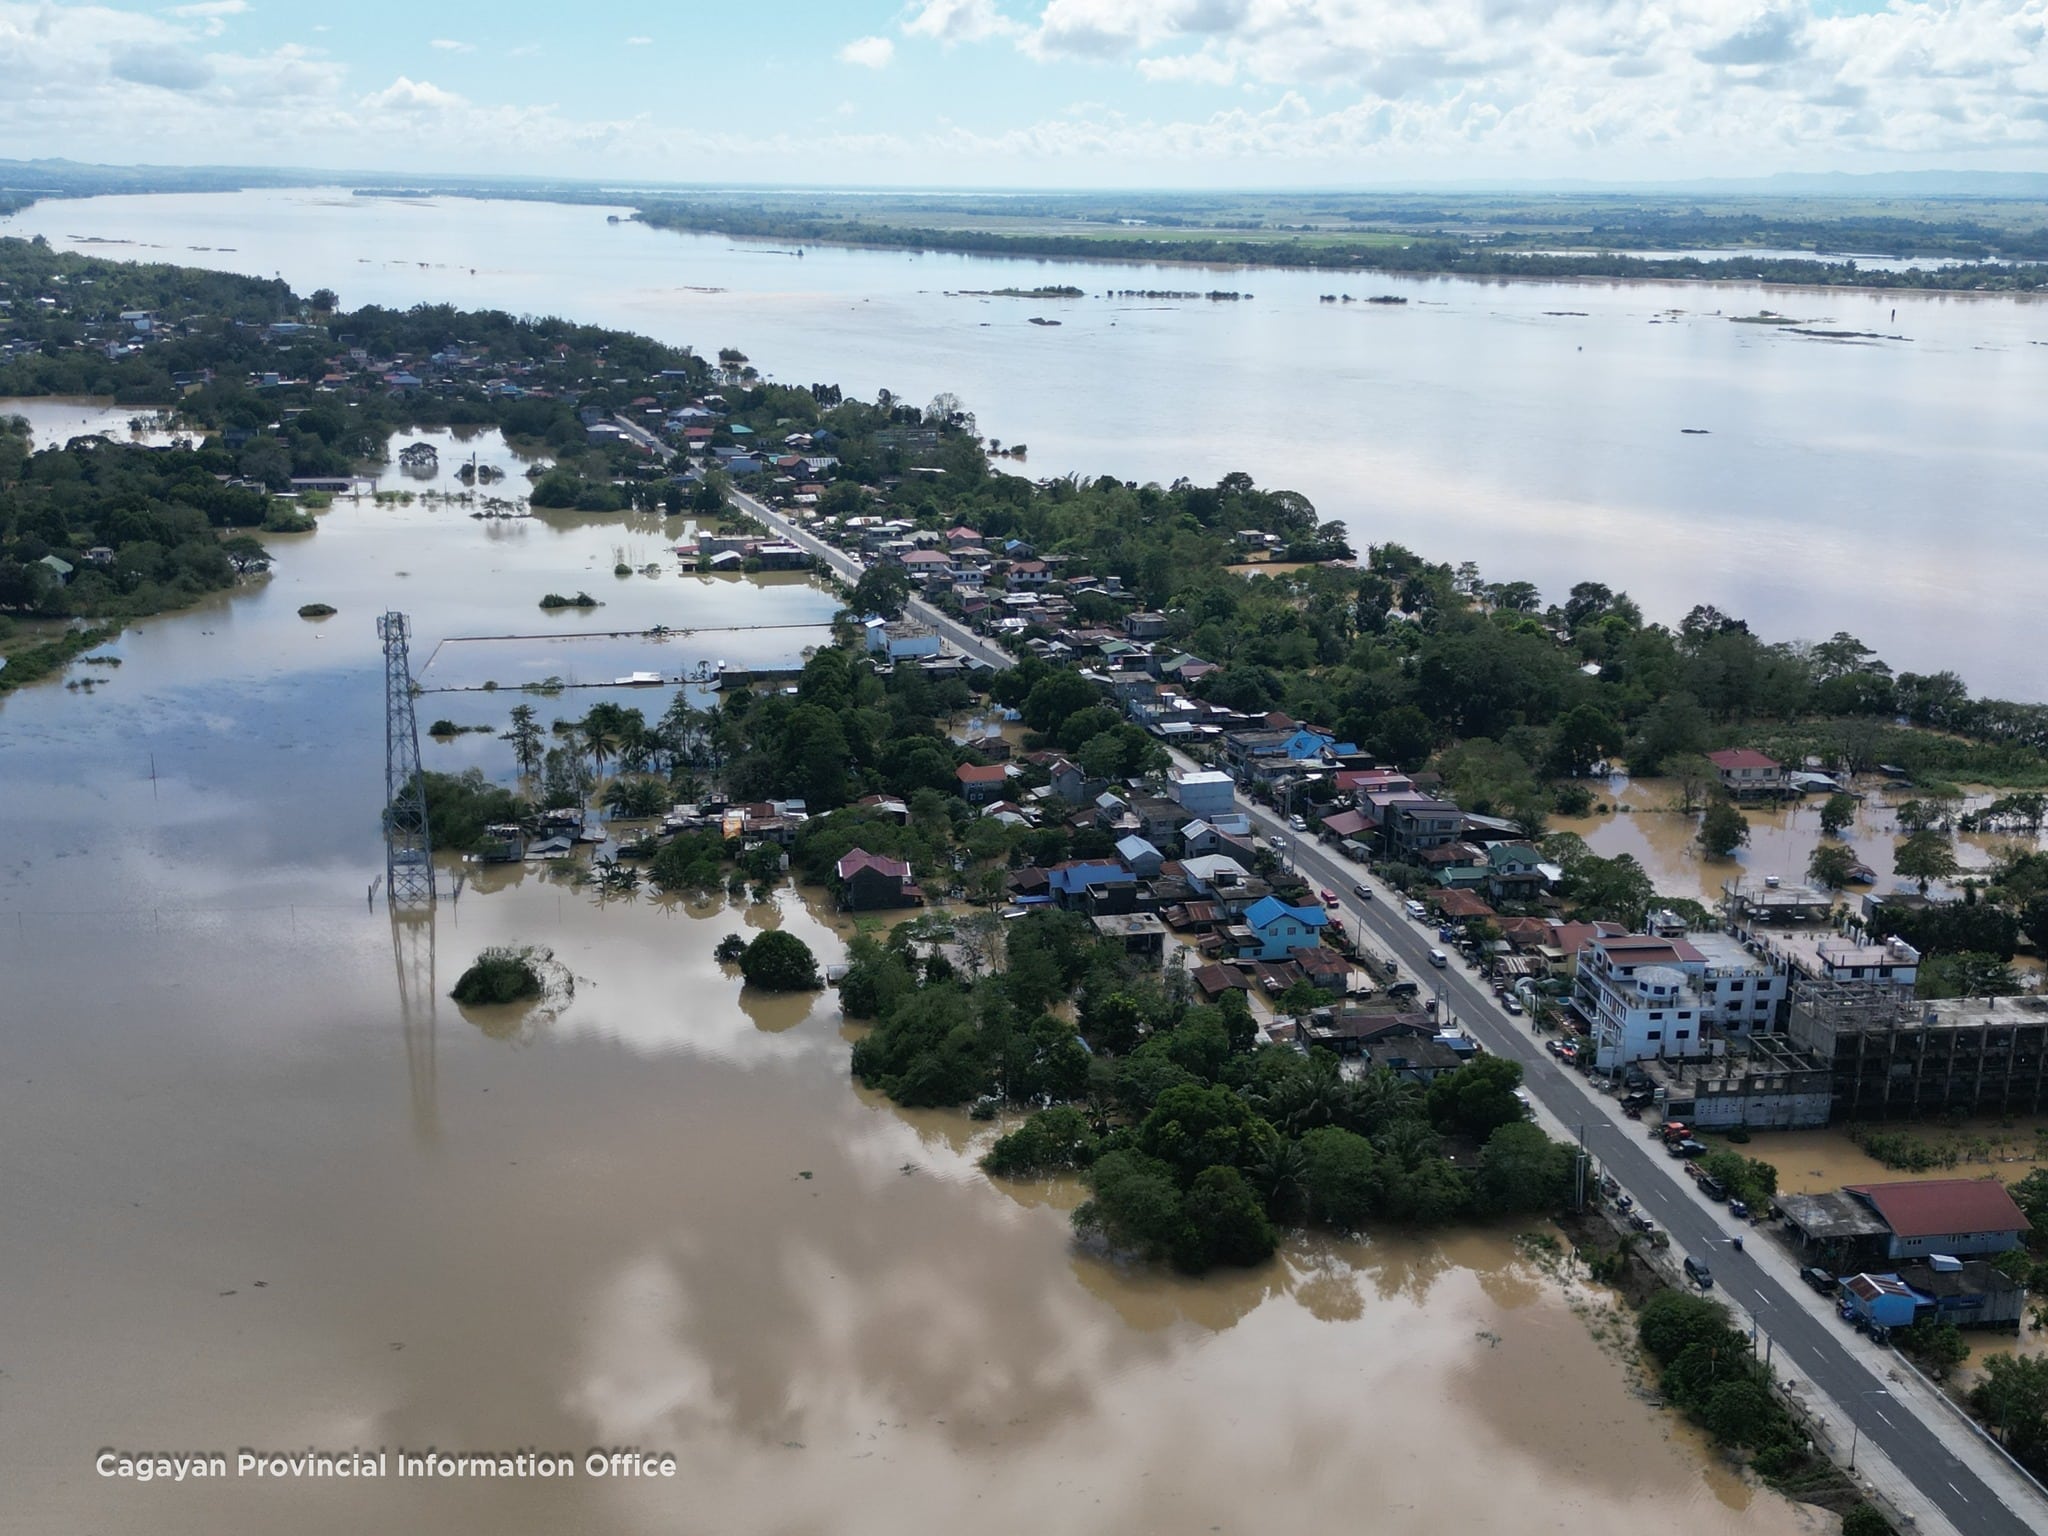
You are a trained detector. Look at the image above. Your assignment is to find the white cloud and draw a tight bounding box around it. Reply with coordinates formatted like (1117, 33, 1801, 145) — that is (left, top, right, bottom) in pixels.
(168, 0, 245, 35)
(360, 76, 466, 114)
(902, 0, 1019, 45)
(429, 39, 475, 54)
(838, 34, 896, 68)
(626, 35, 652, 46)
(1136, 47, 1235, 87)
(507, 43, 540, 57)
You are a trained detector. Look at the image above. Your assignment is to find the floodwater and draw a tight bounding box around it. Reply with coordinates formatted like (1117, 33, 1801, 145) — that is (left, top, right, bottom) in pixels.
(0, 452, 1818, 1532)
(6, 188, 2047, 696)
(1553, 773, 2048, 912)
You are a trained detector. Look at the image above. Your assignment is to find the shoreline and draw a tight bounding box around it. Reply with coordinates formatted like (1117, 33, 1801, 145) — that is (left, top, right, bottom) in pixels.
(631, 216, 2048, 301)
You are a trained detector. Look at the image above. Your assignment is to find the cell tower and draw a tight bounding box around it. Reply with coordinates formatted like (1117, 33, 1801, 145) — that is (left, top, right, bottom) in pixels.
(378, 610, 436, 907)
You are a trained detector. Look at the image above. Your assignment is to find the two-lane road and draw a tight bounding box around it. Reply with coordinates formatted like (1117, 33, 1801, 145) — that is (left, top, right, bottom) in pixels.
(1234, 790, 2030, 1536)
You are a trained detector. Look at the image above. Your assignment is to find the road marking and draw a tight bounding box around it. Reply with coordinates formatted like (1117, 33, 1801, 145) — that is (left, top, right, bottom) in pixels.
(1873, 1405, 1897, 1427)
(1949, 1481, 1969, 1501)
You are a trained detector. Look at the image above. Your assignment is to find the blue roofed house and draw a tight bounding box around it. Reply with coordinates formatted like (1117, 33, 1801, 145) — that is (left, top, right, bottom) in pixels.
(1048, 859, 1136, 910)
(1241, 894, 1331, 961)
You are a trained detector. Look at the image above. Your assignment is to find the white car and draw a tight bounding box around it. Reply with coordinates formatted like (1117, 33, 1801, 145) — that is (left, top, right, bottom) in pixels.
(1288, 814, 1307, 831)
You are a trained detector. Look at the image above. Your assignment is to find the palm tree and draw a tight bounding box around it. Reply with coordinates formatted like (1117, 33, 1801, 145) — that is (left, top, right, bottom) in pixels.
(580, 719, 620, 777)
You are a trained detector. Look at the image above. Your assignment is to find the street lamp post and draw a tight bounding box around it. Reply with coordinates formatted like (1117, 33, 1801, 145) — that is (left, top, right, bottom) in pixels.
(1848, 1388, 1889, 1472)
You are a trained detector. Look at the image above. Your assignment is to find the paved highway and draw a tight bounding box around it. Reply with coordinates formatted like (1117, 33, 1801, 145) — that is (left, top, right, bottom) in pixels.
(1229, 786, 2031, 1536)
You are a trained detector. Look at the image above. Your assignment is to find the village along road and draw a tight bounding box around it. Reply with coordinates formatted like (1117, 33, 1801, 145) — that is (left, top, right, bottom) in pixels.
(1224, 784, 2038, 1536)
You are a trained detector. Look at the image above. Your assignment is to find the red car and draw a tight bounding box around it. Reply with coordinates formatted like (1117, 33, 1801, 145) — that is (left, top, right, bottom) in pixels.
(1320, 889, 1340, 908)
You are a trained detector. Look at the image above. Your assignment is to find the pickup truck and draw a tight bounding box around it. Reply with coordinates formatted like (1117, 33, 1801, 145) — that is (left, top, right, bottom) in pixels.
(1697, 1175, 1728, 1202)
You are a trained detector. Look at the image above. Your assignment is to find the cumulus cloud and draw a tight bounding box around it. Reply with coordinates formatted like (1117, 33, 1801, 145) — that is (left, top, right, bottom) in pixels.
(360, 76, 467, 114)
(429, 39, 475, 54)
(839, 34, 896, 68)
(902, 0, 1020, 44)
(168, 0, 244, 35)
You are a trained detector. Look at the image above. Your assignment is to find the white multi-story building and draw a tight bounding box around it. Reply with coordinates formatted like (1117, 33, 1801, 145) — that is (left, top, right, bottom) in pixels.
(1574, 931, 1788, 1071)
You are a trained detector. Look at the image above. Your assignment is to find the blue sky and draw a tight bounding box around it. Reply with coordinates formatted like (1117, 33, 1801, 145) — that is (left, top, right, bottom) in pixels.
(1, 1, 2042, 186)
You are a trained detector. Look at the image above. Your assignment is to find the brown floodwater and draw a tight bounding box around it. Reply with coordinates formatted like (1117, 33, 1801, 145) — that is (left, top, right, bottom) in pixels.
(0, 464, 1818, 1535)
(1556, 773, 2045, 940)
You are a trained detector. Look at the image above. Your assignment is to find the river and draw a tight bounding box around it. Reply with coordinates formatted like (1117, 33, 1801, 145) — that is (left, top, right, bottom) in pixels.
(0, 433, 1820, 1529)
(5, 187, 2046, 698)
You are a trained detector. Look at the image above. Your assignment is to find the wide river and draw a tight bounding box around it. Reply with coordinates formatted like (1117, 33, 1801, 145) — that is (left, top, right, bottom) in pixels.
(5, 187, 2047, 697)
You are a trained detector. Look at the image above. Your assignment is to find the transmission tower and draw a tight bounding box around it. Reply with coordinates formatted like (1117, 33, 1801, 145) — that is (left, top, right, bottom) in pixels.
(378, 610, 436, 907)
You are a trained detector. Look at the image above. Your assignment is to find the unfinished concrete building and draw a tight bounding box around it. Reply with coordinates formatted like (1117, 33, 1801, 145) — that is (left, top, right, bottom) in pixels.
(1787, 977, 2048, 1119)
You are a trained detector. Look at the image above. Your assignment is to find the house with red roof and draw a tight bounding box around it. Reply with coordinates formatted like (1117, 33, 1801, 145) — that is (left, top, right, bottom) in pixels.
(1847, 1179, 2031, 1260)
(956, 761, 1011, 804)
(832, 849, 920, 911)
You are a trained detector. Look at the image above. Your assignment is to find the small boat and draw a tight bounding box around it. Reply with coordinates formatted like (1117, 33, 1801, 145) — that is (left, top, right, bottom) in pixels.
(613, 671, 663, 686)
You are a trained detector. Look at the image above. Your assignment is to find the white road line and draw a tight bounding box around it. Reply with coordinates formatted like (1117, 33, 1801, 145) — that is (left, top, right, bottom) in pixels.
(1950, 1482, 1970, 1501)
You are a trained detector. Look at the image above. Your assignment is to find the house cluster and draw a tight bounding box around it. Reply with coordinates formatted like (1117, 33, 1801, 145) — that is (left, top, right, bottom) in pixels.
(683, 529, 811, 572)
(1780, 1179, 2031, 1332)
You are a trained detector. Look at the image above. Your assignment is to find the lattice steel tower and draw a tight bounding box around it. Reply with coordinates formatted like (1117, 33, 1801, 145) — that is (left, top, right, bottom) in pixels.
(378, 610, 436, 907)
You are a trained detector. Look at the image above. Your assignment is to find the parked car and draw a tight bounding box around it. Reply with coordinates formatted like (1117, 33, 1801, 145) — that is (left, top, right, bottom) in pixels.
(1512, 1088, 1534, 1119)
(1386, 980, 1420, 1000)
(1672, 1138, 1708, 1160)
(1437, 924, 1458, 943)
(1697, 1175, 1728, 1201)
(1353, 883, 1374, 900)
(1269, 835, 1288, 852)
(1403, 899, 1427, 920)
(1728, 1199, 1750, 1220)
(1503, 995, 1524, 1015)
(1801, 1266, 1838, 1296)
(1683, 1256, 1714, 1289)
(1289, 814, 1308, 832)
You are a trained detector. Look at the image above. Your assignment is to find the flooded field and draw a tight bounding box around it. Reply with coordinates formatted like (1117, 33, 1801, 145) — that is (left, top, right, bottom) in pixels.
(0, 450, 1827, 1533)
(1554, 772, 2046, 912)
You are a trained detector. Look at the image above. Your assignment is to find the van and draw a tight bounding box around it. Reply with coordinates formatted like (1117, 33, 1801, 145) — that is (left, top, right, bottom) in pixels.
(1428, 948, 1448, 968)
(1683, 1256, 1714, 1289)
(1512, 1088, 1534, 1119)
(1403, 899, 1427, 920)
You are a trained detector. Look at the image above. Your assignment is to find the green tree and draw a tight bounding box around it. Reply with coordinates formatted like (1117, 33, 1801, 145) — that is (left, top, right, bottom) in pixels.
(1074, 1150, 1196, 1266)
(1369, 704, 1436, 770)
(737, 929, 821, 991)
(1819, 792, 1858, 838)
(847, 562, 910, 620)
(1698, 799, 1750, 860)
(1969, 1353, 2048, 1476)
(1136, 1083, 1278, 1184)
(1698, 1150, 1777, 1208)
(1179, 1165, 1279, 1271)
(1299, 1126, 1378, 1229)
(1474, 1121, 1576, 1214)
(503, 702, 545, 779)
(1840, 1506, 1895, 1536)
(1916, 952, 2022, 1000)
(1427, 1055, 1525, 1139)
(1895, 829, 1960, 895)
(1807, 841, 1859, 891)
(450, 946, 543, 1005)
(983, 1107, 1100, 1176)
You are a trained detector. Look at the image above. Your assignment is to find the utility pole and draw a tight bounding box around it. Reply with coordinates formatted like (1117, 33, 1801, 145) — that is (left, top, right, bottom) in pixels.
(379, 611, 436, 908)
(1574, 1122, 1588, 1210)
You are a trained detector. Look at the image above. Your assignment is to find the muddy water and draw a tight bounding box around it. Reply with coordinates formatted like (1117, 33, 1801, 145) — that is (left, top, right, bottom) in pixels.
(1554, 773, 2046, 911)
(1, 495, 1815, 1534)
